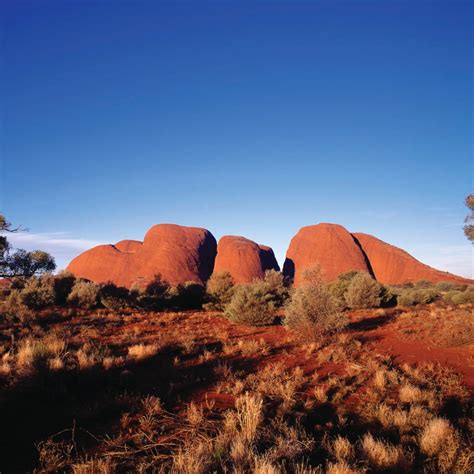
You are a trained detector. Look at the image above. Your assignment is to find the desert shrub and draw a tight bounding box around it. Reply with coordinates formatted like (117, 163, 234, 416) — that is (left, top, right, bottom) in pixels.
(99, 283, 132, 310)
(444, 287, 474, 305)
(258, 269, 289, 308)
(329, 271, 361, 307)
(52, 271, 76, 305)
(344, 272, 385, 309)
(67, 280, 100, 309)
(0, 289, 32, 322)
(135, 274, 170, 311)
(171, 281, 205, 310)
(436, 281, 457, 292)
(414, 279, 434, 289)
(397, 288, 440, 306)
(204, 272, 235, 311)
(20, 276, 55, 310)
(285, 271, 348, 339)
(224, 281, 278, 326)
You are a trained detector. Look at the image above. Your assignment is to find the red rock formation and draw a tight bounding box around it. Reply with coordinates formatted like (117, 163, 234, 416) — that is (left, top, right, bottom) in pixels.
(283, 223, 371, 285)
(353, 233, 471, 285)
(114, 240, 142, 253)
(67, 224, 217, 288)
(213, 236, 280, 284)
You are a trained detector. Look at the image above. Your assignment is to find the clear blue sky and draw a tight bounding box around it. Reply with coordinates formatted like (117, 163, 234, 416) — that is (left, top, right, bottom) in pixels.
(1, 1, 473, 277)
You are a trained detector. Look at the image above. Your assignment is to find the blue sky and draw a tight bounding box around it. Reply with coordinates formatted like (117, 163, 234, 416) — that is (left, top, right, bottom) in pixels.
(1, 1, 473, 277)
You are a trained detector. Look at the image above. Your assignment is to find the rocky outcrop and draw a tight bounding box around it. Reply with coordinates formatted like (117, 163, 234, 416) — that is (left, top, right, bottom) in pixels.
(67, 224, 217, 288)
(114, 240, 142, 253)
(213, 236, 280, 284)
(353, 232, 471, 285)
(283, 223, 371, 285)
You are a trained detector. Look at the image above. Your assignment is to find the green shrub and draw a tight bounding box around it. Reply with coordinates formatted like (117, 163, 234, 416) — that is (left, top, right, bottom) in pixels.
(397, 288, 440, 306)
(329, 271, 360, 307)
(344, 272, 384, 309)
(0, 289, 32, 322)
(204, 272, 235, 311)
(67, 280, 100, 309)
(257, 270, 289, 308)
(285, 283, 348, 339)
(414, 280, 434, 289)
(224, 281, 277, 326)
(20, 277, 55, 310)
(135, 274, 170, 311)
(99, 282, 132, 310)
(444, 287, 474, 304)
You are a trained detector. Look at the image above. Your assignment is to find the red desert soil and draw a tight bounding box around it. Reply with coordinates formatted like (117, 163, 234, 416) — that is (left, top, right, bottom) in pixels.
(67, 224, 217, 288)
(213, 235, 280, 284)
(348, 308, 474, 388)
(55, 307, 474, 403)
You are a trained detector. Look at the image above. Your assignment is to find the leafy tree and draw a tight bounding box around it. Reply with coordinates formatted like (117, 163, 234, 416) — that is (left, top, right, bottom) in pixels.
(464, 194, 474, 242)
(0, 214, 56, 278)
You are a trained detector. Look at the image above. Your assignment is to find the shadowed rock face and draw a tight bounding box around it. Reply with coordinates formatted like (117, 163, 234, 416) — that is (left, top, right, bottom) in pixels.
(67, 224, 217, 288)
(283, 223, 371, 285)
(353, 233, 471, 285)
(213, 236, 280, 284)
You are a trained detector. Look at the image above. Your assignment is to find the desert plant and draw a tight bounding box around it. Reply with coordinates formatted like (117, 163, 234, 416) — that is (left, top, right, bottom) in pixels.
(0, 289, 33, 321)
(444, 287, 474, 304)
(20, 276, 55, 310)
(99, 282, 132, 310)
(67, 280, 100, 309)
(171, 281, 205, 310)
(285, 270, 347, 339)
(329, 271, 361, 308)
(224, 281, 278, 326)
(345, 272, 384, 309)
(52, 271, 76, 305)
(436, 281, 457, 292)
(135, 274, 170, 311)
(204, 271, 235, 311)
(397, 288, 440, 306)
(258, 270, 289, 308)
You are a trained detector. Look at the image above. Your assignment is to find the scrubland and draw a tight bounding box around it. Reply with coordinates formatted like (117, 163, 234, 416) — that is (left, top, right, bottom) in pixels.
(0, 271, 472, 473)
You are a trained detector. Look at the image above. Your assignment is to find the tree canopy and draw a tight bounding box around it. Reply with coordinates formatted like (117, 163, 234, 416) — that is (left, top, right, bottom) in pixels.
(464, 194, 474, 243)
(0, 214, 56, 278)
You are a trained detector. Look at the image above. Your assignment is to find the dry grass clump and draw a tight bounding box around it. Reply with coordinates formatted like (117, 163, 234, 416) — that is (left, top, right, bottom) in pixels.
(419, 417, 457, 456)
(17, 336, 66, 371)
(127, 343, 158, 360)
(360, 433, 411, 470)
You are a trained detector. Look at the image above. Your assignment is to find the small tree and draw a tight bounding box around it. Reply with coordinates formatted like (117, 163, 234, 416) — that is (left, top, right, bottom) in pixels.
(0, 214, 56, 278)
(345, 272, 384, 309)
(257, 270, 289, 308)
(464, 194, 474, 242)
(204, 272, 235, 311)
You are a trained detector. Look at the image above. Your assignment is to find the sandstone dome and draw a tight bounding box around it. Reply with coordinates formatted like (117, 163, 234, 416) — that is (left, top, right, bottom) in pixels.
(283, 223, 371, 286)
(213, 236, 280, 284)
(67, 224, 217, 288)
(353, 232, 471, 285)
